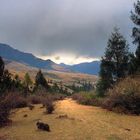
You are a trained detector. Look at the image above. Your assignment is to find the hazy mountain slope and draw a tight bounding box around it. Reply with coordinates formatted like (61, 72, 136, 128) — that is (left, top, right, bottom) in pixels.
(60, 61, 100, 75)
(4, 59, 98, 84)
(0, 43, 100, 75)
(0, 43, 69, 72)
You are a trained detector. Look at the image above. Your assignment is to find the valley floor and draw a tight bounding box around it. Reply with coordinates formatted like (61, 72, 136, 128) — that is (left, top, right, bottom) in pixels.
(0, 99, 140, 140)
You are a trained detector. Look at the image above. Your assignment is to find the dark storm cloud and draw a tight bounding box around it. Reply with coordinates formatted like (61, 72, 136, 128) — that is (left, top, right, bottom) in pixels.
(0, 0, 135, 59)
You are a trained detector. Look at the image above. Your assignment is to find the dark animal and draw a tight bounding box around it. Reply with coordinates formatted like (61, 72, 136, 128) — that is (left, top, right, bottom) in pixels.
(23, 114, 28, 118)
(125, 128, 131, 131)
(36, 121, 50, 132)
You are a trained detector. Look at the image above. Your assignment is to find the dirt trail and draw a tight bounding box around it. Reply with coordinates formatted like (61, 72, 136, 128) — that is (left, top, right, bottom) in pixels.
(1, 98, 140, 140)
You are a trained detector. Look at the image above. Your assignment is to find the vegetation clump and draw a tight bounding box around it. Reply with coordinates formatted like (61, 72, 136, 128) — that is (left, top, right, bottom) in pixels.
(0, 96, 12, 127)
(96, 28, 130, 97)
(44, 98, 55, 114)
(102, 77, 140, 114)
(72, 92, 102, 106)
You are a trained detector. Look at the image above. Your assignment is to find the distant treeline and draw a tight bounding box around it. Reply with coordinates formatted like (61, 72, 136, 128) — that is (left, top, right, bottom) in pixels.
(0, 57, 72, 96)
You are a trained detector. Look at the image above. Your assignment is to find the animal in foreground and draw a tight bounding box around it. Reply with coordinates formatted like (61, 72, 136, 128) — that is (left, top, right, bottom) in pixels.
(23, 114, 28, 118)
(36, 121, 50, 132)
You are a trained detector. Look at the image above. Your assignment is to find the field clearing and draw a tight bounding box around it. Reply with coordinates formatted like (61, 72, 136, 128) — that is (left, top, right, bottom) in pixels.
(0, 99, 140, 140)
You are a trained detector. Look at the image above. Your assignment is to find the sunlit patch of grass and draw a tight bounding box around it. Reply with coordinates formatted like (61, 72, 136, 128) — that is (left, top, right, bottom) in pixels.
(0, 99, 140, 140)
(107, 134, 122, 140)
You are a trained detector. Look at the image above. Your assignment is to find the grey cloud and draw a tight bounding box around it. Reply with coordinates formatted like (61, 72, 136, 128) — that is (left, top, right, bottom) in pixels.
(0, 0, 136, 59)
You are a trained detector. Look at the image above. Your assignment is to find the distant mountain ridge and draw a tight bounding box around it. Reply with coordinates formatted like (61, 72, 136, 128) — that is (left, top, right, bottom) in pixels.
(0, 43, 100, 75)
(0, 43, 69, 72)
(60, 61, 100, 75)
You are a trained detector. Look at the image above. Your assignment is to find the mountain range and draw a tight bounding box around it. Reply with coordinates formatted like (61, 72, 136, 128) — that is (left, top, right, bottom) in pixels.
(0, 43, 100, 75)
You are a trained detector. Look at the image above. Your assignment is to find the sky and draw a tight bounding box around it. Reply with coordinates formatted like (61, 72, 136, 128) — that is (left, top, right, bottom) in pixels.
(0, 0, 136, 65)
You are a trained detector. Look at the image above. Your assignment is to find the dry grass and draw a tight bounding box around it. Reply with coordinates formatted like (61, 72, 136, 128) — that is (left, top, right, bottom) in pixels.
(48, 70, 98, 84)
(5, 60, 98, 84)
(0, 99, 140, 140)
(103, 77, 140, 114)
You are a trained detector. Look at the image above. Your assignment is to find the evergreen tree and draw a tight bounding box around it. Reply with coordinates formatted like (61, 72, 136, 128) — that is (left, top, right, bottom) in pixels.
(97, 28, 129, 96)
(13, 74, 22, 90)
(35, 70, 49, 89)
(0, 56, 4, 80)
(24, 73, 32, 88)
(0, 70, 12, 93)
(131, 0, 140, 72)
(0, 57, 13, 94)
(128, 53, 137, 75)
(97, 58, 114, 96)
(51, 82, 59, 93)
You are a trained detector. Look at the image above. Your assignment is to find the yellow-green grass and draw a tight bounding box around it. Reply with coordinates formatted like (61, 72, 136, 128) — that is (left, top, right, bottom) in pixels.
(0, 99, 140, 140)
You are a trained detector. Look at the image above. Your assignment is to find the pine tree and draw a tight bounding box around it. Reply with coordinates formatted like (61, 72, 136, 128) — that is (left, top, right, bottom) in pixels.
(131, 0, 140, 72)
(24, 73, 32, 88)
(97, 28, 129, 96)
(106, 28, 129, 79)
(0, 56, 4, 80)
(128, 53, 137, 75)
(0, 70, 12, 93)
(13, 74, 22, 90)
(97, 58, 114, 96)
(35, 70, 49, 89)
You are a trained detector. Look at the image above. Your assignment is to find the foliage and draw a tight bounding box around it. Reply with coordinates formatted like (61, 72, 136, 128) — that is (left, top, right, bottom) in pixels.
(102, 77, 140, 114)
(35, 70, 50, 90)
(23, 73, 32, 88)
(28, 95, 44, 104)
(44, 99, 55, 114)
(0, 57, 23, 94)
(97, 28, 129, 96)
(72, 91, 102, 106)
(131, 0, 140, 73)
(68, 81, 94, 93)
(0, 96, 12, 127)
(0, 70, 13, 94)
(96, 59, 114, 97)
(0, 56, 4, 79)
(0, 92, 28, 127)
(128, 53, 137, 75)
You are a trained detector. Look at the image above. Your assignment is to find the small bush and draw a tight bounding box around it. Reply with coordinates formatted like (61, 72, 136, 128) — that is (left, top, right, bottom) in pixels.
(28, 95, 44, 104)
(102, 77, 140, 115)
(50, 94, 65, 101)
(46, 101, 55, 114)
(0, 93, 28, 127)
(4, 93, 28, 108)
(0, 96, 12, 127)
(14, 97, 27, 108)
(43, 97, 55, 114)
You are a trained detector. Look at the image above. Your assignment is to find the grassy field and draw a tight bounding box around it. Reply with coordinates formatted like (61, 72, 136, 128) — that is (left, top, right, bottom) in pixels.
(0, 99, 140, 140)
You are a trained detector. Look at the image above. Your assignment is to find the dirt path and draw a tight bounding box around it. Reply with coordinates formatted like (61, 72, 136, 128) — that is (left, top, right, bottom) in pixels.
(0, 99, 140, 140)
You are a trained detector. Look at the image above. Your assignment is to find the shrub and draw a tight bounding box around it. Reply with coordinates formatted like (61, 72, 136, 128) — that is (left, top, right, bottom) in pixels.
(14, 97, 27, 108)
(28, 95, 44, 104)
(0, 96, 12, 127)
(0, 92, 29, 127)
(45, 101, 55, 114)
(42, 97, 55, 114)
(102, 77, 140, 114)
(72, 92, 102, 106)
(4, 93, 28, 108)
(48, 94, 65, 101)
